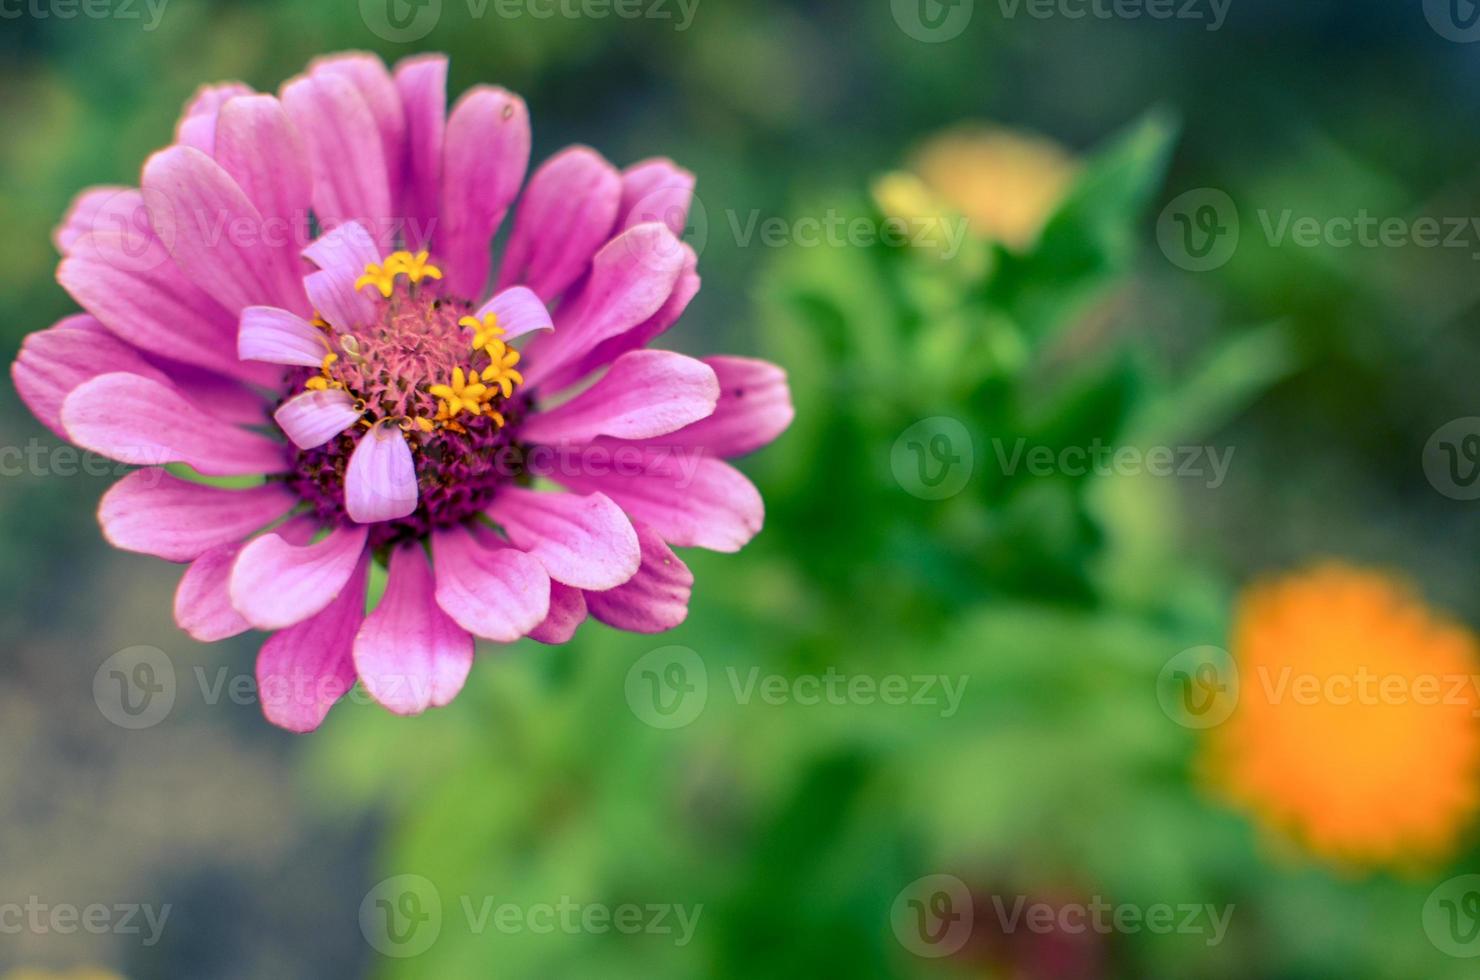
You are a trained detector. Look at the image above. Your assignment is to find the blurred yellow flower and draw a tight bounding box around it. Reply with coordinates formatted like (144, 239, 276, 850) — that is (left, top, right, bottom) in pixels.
(873, 124, 1079, 251)
(1205, 564, 1480, 870)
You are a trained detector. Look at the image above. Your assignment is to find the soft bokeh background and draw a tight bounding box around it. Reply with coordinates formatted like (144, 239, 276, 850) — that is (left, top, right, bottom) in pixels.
(3, 0, 1480, 976)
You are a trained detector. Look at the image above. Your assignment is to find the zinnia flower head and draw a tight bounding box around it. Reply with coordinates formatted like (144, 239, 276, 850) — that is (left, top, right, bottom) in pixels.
(1204, 563, 1480, 870)
(13, 52, 792, 732)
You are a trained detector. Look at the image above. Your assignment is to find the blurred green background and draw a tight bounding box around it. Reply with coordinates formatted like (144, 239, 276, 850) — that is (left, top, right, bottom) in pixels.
(4, 0, 1480, 977)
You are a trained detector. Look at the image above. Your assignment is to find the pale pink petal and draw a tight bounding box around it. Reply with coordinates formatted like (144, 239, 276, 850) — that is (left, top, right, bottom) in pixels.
(529, 582, 586, 644)
(392, 54, 447, 251)
(174, 82, 254, 154)
(304, 268, 378, 333)
(140, 146, 285, 316)
(303, 219, 382, 273)
(99, 467, 297, 562)
(430, 524, 549, 642)
(281, 72, 392, 240)
(255, 551, 369, 733)
(485, 486, 639, 590)
(274, 389, 362, 449)
(617, 158, 695, 235)
(302, 221, 381, 331)
(59, 231, 277, 386)
(61, 373, 287, 476)
(521, 350, 717, 445)
(354, 543, 473, 715)
(542, 445, 763, 552)
(13, 314, 166, 439)
(584, 520, 693, 633)
(345, 423, 418, 523)
(497, 146, 621, 301)
(469, 286, 553, 341)
(521, 223, 686, 389)
(438, 86, 530, 299)
(554, 242, 699, 388)
(230, 523, 369, 630)
(647, 356, 794, 458)
(239, 306, 328, 367)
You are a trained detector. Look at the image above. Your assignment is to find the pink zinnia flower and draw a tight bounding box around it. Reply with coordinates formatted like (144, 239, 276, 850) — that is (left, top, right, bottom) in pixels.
(12, 52, 792, 732)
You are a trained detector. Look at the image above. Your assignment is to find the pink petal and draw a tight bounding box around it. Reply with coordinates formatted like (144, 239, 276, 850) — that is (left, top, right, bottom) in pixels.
(485, 486, 639, 590)
(153, 359, 270, 427)
(176, 516, 318, 642)
(239, 306, 328, 367)
(543, 445, 764, 552)
(392, 54, 447, 252)
(529, 582, 586, 644)
(230, 523, 369, 630)
(99, 467, 297, 562)
(554, 242, 699, 389)
(255, 551, 369, 733)
(212, 95, 314, 312)
(521, 223, 686, 390)
(174, 82, 254, 154)
(497, 146, 621, 301)
(61, 373, 287, 476)
(468, 286, 554, 341)
(13, 314, 165, 439)
(430, 524, 550, 642)
(140, 146, 286, 317)
(617, 158, 696, 235)
(585, 519, 693, 633)
(54, 185, 137, 255)
(274, 389, 362, 449)
(174, 541, 252, 642)
(649, 356, 794, 458)
(354, 543, 473, 715)
(438, 86, 530, 299)
(280, 72, 392, 241)
(521, 350, 718, 445)
(309, 54, 405, 222)
(345, 422, 418, 523)
(59, 231, 276, 386)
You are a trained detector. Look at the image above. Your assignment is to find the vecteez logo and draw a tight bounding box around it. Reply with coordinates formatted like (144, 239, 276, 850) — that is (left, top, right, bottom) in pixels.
(360, 875, 443, 957)
(361, 0, 443, 41)
(891, 0, 974, 42)
(891, 874, 974, 957)
(1425, 0, 1480, 42)
(625, 645, 708, 728)
(1157, 188, 1239, 272)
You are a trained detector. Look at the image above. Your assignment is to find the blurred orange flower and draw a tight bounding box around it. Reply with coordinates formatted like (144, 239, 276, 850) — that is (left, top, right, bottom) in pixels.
(873, 124, 1078, 251)
(1206, 564, 1480, 870)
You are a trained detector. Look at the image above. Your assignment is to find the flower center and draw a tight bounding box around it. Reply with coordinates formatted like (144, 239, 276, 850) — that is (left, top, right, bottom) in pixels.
(283, 251, 530, 545)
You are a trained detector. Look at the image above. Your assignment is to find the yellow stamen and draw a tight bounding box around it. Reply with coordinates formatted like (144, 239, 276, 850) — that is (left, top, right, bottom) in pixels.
(354, 261, 398, 298)
(358, 251, 445, 297)
(427, 366, 490, 418)
(392, 250, 443, 285)
(479, 341, 524, 399)
(459, 312, 505, 351)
